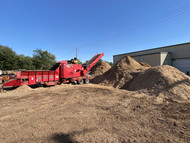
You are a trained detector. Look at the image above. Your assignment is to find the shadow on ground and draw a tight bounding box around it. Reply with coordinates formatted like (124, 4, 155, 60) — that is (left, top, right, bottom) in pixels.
(51, 128, 96, 143)
(51, 133, 75, 143)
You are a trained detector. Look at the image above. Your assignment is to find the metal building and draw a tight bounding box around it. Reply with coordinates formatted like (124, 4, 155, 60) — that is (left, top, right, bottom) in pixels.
(113, 42, 190, 75)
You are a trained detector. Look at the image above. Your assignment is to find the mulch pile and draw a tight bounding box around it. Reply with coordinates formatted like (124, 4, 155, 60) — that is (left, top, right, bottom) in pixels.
(90, 61, 111, 78)
(14, 84, 32, 92)
(92, 56, 190, 100)
(91, 56, 148, 88)
(127, 65, 190, 100)
(139, 62, 151, 67)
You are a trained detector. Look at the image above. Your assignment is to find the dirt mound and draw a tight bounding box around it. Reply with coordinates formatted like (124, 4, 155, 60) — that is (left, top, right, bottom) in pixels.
(91, 56, 190, 100)
(14, 84, 32, 92)
(126, 65, 190, 100)
(91, 56, 146, 88)
(139, 62, 151, 67)
(90, 61, 111, 78)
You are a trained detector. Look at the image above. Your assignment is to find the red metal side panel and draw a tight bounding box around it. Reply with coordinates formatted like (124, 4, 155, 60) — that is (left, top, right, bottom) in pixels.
(21, 71, 29, 79)
(36, 72, 42, 82)
(55, 72, 59, 81)
(29, 72, 36, 85)
(48, 71, 54, 81)
(4, 66, 61, 87)
(61, 64, 83, 78)
(43, 71, 48, 82)
(62, 64, 73, 78)
(72, 64, 83, 77)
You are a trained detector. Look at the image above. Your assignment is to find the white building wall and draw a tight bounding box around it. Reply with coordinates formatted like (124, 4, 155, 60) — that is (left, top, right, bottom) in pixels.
(173, 59, 190, 75)
(113, 42, 190, 65)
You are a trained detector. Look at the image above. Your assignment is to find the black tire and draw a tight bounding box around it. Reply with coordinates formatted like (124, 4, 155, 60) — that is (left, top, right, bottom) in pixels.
(84, 78, 89, 84)
(73, 81, 77, 85)
(78, 79, 84, 85)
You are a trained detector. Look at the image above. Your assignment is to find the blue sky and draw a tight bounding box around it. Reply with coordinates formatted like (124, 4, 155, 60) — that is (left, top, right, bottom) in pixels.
(0, 0, 190, 62)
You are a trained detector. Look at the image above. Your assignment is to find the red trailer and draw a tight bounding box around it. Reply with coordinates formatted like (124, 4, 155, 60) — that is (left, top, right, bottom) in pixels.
(2, 53, 104, 88)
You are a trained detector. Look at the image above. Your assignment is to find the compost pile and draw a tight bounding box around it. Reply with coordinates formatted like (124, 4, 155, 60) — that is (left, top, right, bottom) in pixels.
(92, 56, 190, 100)
(90, 61, 111, 78)
(91, 56, 147, 88)
(14, 84, 32, 92)
(139, 62, 151, 67)
(127, 65, 190, 100)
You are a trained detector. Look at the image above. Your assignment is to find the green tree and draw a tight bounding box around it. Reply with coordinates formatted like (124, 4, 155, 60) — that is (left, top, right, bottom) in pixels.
(0, 45, 18, 70)
(107, 61, 113, 67)
(77, 59, 83, 64)
(17, 55, 35, 70)
(32, 49, 56, 70)
(25, 56, 35, 70)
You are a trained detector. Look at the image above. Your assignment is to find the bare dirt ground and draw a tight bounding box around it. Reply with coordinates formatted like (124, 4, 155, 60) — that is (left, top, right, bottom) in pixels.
(0, 84, 190, 143)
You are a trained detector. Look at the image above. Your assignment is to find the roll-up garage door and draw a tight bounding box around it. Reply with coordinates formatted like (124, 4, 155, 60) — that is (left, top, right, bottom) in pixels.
(173, 59, 190, 75)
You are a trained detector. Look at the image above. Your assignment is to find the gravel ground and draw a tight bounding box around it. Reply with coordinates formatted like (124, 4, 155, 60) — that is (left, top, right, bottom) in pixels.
(0, 84, 190, 143)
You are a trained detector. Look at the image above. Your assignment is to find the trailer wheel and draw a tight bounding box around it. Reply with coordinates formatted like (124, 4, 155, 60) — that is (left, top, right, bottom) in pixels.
(84, 78, 89, 84)
(73, 80, 77, 85)
(78, 79, 84, 85)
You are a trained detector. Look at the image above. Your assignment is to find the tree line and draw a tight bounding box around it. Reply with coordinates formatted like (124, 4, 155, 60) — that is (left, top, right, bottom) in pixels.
(0, 45, 56, 70)
(0, 44, 113, 71)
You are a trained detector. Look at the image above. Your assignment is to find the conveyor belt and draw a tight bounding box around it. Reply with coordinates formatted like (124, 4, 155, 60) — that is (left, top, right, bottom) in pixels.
(83, 54, 100, 67)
